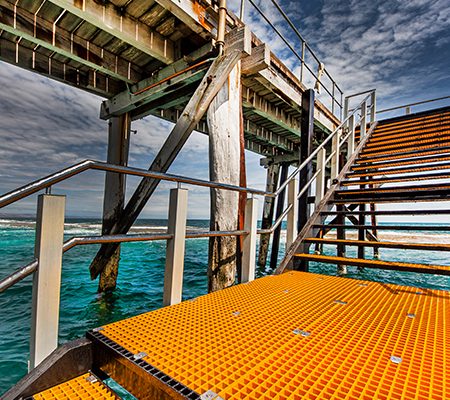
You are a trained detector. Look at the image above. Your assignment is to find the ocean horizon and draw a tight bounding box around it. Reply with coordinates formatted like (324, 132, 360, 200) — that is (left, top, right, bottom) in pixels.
(1, 217, 449, 393)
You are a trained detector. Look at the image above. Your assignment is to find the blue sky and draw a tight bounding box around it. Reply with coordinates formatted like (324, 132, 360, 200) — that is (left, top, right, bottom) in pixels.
(0, 0, 449, 219)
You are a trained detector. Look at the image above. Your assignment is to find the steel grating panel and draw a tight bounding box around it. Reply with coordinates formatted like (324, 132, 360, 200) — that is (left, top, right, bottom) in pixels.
(32, 373, 117, 399)
(94, 272, 449, 399)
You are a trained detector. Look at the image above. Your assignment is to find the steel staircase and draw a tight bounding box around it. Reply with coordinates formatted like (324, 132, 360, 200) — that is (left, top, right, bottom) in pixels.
(291, 106, 450, 276)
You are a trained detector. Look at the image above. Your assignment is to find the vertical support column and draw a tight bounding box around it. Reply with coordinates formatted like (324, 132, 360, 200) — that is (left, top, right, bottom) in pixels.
(241, 197, 258, 282)
(347, 114, 355, 155)
(369, 200, 380, 259)
(343, 97, 349, 122)
(286, 178, 299, 249)
(298, 88, 315, 233)
(163, 188, 188, 306)
(30, 194, 65, 370)
(336, 204, 347, 274)
(370, 91, 376, 123)
(97, 114, 130, 293)
(258, 163, 280, 268)
(315, 148, 326, 207)
(330, 129, 340, 180)
(358, 178, 367, 262)
(360, 101, 367, 139)
(270, 163, 289, 270)
(207, 62, 241, 292)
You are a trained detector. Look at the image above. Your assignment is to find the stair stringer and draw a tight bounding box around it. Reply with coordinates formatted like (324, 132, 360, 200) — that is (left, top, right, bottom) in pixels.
(275, 121, 378, 274)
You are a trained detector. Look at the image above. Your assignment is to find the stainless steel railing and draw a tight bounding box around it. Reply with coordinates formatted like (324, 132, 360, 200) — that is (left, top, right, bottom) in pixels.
(0, 88, 375, 368)
(239, 0, 344, 118)
(377, 95, 450, 116)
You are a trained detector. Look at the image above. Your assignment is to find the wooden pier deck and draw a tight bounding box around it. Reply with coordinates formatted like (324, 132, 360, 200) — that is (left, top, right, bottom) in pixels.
(31, 271, 449, 399)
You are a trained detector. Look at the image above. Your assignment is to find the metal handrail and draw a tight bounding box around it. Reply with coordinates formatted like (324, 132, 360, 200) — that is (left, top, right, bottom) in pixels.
(274, 91, 373, 197)
(0, 229, 249, 293)
(242, 0, 343, 112)
(377, 95, 450, 114)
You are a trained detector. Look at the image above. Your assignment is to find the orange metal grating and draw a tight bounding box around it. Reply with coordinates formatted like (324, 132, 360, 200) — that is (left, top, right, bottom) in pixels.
(33, 373, 116, 399)
(99, 272, 449, 399)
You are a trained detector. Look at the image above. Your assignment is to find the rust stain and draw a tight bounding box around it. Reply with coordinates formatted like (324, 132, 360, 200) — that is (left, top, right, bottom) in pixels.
(193, 1, 209, 29)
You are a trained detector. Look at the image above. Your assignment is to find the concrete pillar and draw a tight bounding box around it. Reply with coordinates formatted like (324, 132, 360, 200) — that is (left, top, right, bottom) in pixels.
(30, 194, 65, 369)
(97, 114, 130, 293)
(207, 62, 241, 292)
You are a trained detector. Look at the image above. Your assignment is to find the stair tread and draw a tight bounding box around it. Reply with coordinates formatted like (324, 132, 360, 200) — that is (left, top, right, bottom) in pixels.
(304, 237, 450, 251)
(33, 373, 116, 399)
(313, 224, 450, 231)
(294, 253, 450, 275)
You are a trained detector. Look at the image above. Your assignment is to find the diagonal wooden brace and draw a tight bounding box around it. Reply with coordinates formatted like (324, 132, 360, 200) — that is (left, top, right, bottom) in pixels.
(89, 49, 242, 281)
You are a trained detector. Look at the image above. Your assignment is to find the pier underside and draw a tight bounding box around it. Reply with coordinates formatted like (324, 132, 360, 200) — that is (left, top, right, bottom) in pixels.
(32, 271, 449, 399)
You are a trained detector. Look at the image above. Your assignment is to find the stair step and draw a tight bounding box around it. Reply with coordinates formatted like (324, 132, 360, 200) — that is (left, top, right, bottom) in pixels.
(87, 329, 199, 399)
(342, 172, 450, 186)
(32, 372, 117, 399)
(321, 209, 450, 216)
(356, 147, 450, 164)
(365, 127, 450, 150)
(313, 224, 450, 231)
(371, 112, 450, 135)
(347, 162, 450, 178)
(353, 153, 450, 170)
(293, 253, 450, 275)
(336, 183, 450, 196)
(360, 137, 450, 156)
(304, 238, 450, 251)
(370, 121, 450, 140)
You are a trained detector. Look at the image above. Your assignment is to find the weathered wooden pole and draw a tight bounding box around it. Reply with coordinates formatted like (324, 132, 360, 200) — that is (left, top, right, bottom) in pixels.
(89, 51, 242, 285)
(295, 88, 314, 271)
(257, 163, 280, 268)
(207, 62, 242, 292)
(269, 163, 289, 270)
(98, 114, 130, 293)
(298, 88, 314, 232)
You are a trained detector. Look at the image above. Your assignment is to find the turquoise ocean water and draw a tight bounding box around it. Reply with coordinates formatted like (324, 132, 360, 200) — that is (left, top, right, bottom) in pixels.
(0, 218, 449, 394)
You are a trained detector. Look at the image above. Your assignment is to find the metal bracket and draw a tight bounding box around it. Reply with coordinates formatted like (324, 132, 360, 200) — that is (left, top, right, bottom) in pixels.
(293, 329, 311, 337)
(201, 390, 224, 400)
(132, 352, 148, 361)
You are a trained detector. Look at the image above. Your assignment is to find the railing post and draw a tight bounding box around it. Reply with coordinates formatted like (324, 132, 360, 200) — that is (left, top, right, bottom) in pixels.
(330, 129, 340, 180)
(163, 188, 188, 306)
(242, 196, 258, 282)
(348, 113, 356, 155)
(370, 91, 376, 123)
(286, 178, 298, 249)
(315, 148, 326, 206)
(360, 101, 367, 139)
(344, 97, 349, 122)
(30, 194, 65, 370)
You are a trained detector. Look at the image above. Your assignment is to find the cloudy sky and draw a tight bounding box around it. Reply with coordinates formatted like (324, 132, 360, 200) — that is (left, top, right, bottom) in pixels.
(1, 0, 449, 219)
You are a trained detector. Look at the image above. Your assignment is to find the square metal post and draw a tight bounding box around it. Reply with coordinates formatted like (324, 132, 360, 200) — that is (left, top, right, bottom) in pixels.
(370, 91, 376, 123)
(242, 196, 258, 282)
(330, 129, 341, 180)
(286, 179, 299, 249)
(164, 188, 188, 306)
(30, 194, 65, 370)
(348, 114, 356, 155)
(360, 101, 367, 139)
(315, 148, 326, 206)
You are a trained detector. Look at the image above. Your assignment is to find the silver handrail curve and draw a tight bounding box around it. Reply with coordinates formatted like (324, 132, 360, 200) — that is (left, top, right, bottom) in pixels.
(0, 229, 250, 293)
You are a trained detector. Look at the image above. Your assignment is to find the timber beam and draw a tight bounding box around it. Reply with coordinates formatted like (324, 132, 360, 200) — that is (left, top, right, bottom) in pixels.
(47, 0, 175, 64)
(242, 85, 300, 136)
(101, 26, 251, 120)
(0, 0, 142, 83)
(100, 44, 216, 120)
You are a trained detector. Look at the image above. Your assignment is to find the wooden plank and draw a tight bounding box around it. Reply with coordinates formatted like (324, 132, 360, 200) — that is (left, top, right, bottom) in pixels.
(89, 49, 242, 279)
(294, 253, 450, 276)
(0, 0, 140, 83)
(304, 238, 450, 252)
(241, 43, 270, 75)
(48, 0, 175, 64)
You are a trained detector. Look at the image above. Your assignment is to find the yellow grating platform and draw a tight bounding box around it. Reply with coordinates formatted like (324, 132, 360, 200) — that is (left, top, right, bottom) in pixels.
(99, 272, 449, 399)
(33, 373, 116, 399)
